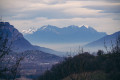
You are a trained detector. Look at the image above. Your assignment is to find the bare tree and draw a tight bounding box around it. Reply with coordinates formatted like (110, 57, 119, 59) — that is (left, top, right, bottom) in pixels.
(0, 32, 26, 80)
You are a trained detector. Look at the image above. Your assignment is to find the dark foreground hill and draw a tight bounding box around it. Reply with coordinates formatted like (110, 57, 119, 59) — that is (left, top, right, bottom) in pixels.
(38, 38, 120, 80)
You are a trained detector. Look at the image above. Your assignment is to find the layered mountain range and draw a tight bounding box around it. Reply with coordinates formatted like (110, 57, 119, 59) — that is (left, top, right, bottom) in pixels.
(1, 21, 119, 79)
(0, 22, 63, 56)
(24, 25, 107, 44)
(1, 22, 119, 53)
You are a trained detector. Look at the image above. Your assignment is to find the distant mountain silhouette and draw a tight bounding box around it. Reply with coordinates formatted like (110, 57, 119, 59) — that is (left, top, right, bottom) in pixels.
(24, 25, 107, 44)
(85, 31, 120, 48)
(0, 22, 64, 56)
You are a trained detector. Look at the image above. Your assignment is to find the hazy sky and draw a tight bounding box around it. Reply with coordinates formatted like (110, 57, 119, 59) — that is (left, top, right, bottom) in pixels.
(0, 0, 120, 34)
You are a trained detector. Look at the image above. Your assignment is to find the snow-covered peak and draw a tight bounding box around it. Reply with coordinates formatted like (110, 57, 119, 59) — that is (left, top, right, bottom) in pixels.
(22, 28, 37, 34)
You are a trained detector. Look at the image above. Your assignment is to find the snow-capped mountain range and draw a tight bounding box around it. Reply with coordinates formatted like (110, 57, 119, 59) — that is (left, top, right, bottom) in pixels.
(24, 25, 107, 44)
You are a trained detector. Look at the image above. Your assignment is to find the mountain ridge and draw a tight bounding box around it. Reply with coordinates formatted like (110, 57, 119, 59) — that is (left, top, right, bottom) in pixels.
(85, 31, 120, 48)
(24, 25, 107, 44)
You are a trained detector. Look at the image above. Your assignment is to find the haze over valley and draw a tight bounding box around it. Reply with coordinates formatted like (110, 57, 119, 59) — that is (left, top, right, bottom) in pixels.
(0, 0, 120, 80)
(24, 25, 107, 52)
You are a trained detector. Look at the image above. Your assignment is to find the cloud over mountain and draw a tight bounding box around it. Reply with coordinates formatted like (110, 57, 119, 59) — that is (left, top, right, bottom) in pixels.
(0, 0, 120, 34)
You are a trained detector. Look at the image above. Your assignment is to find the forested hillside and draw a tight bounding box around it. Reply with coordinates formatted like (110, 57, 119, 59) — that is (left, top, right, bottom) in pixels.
(38, 37, 120, 80)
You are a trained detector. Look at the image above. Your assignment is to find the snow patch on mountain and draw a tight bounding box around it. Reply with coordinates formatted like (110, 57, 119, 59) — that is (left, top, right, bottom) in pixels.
(22, 28, 37, 34)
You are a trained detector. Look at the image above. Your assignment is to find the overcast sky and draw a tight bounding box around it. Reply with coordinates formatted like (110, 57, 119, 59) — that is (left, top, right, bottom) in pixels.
(0, 0, 120, 34)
